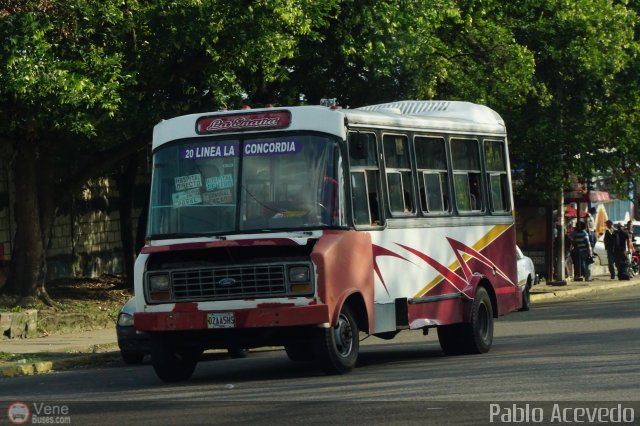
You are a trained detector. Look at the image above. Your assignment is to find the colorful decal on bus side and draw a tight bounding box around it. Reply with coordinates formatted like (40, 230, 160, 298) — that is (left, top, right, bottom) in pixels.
(372, 224, 516, 298)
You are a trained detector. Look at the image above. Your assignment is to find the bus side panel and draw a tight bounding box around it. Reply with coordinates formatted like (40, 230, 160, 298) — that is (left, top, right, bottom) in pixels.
(476, 225, 520, 315)
(371, 222, 519, 324)
(312, 230, 374, 332)
(406, 298, 468, 328)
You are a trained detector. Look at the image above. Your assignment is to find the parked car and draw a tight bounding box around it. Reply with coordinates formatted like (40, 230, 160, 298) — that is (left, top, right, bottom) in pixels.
(593, 233, 608, 266)
(516, 245, 539, 311)
(116, 297, 150, 365)
(116, 297, 249, 365)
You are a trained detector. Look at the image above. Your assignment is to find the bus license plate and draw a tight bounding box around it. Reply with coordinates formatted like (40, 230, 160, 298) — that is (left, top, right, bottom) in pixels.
(207, 312, 235, 329)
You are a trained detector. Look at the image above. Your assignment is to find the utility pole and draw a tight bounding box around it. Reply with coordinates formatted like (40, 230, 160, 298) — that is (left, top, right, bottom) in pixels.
(548, 189, 567, 286)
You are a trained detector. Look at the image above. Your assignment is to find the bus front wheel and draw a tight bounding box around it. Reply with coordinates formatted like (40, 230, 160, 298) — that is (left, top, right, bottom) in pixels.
(150, 336, 200, 382)
(438, 286, 494, 355)
(314, 305, 359, 374)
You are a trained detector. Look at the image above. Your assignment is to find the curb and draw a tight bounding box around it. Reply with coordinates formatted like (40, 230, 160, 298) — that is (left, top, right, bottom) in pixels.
(0, 349, 120, 379)
(531, 279, 640, 302)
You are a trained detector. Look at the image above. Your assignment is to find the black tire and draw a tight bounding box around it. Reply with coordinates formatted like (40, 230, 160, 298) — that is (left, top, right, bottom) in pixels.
(314, 305, 359, 374)
(437, 323, 467, 355)
(284, 341, 315, 362)
(519, 279, 531, 312)
(121, 351, 145, 365)
(438, 286, 494, 355)
(227, 347, 249, 359)
(150, 337, 200, 382)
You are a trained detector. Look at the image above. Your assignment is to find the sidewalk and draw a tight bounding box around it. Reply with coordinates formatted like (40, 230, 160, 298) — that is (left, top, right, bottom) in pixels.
(1, 273, 638, 378)
(530, 272, 639, 302)
(0, 327, 120, 378)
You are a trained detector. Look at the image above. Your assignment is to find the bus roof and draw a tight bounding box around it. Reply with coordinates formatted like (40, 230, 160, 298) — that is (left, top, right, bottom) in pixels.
(152, 101, 505, 150)
(347, 100, 506, 134)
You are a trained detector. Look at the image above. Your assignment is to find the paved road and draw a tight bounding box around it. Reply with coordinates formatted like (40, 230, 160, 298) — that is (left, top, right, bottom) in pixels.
(1, 286, 638, 425)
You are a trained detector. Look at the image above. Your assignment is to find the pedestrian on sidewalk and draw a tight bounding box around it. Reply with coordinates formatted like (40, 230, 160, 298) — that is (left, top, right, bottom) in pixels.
(586, 207, 597, 248)
(571, 221, 593, 281)
(613, 223, 632, 280)
(603, 220, 617, 279)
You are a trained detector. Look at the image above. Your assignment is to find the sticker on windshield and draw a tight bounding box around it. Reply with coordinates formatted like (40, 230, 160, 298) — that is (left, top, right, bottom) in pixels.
(172, 188, 202, 207)
(243, 140, 300, 156)
(205, 174, 234, 191)
(203, 189, 233, 204)
(181, 143, 238, 160)
(175, 174, 202, 191)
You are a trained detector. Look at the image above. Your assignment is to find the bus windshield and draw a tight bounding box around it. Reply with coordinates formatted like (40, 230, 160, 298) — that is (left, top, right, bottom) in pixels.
(147, 133, 341, 238)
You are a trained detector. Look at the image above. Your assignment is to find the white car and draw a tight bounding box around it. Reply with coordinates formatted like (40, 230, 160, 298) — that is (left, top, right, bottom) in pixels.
(516, 245, 539, 311)
(593, 234, 609, 266)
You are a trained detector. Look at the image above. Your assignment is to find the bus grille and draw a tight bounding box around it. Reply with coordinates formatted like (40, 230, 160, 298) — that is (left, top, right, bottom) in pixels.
(171, 265, 287, 301)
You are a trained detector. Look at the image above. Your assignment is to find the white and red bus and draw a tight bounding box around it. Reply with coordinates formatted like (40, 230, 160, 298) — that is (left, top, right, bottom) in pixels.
(134, 100, 522, 382)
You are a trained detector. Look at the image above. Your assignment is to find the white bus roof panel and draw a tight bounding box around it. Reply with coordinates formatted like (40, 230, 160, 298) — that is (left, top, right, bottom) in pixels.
(350, 100, 506, 135)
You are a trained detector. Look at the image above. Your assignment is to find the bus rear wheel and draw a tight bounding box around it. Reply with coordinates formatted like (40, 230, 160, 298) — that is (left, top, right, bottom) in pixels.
(314, 305, 359, 374)
(438, 286, 493, 355)
(150, 336, 200, 382)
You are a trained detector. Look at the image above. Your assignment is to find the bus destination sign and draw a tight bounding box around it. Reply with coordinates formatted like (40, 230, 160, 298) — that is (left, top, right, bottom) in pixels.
(196, 111, 291, 134)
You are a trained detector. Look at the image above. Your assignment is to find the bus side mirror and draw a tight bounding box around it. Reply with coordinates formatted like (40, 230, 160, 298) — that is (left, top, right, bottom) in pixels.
(349, 133, 370, 160)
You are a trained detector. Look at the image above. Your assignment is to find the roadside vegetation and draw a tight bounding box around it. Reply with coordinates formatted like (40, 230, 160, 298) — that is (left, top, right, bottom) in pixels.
(0, 276, 130, 334)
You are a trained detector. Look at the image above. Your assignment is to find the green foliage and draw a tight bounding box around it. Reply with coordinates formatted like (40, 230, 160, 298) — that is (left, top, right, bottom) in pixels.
(0, 1, 129, 141)
(503, 0, 639, 202)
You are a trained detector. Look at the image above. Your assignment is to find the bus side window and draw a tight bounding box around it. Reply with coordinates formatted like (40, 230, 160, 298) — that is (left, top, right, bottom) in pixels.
(349, 131, 382, 226)
(451, 138, 484, 213)
(469, 172, 482, 210)
(351, 172, 371, 225)
(484, 139, 510, 212)
(383, 134, 414, 215)
(415, 136, 449, 214)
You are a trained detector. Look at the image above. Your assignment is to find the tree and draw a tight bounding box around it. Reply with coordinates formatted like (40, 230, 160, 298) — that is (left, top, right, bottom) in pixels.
(502, 0, 638, 202)
(0, 1, 130, 303)
(276, 0, 536, 112)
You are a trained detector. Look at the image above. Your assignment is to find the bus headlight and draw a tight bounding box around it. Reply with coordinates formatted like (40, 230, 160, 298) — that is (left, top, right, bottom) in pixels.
(149, 273, 170, 291)
(288, 266, 311, 294)
(148, 273, 171, 301)
(288, 266, 310, 283)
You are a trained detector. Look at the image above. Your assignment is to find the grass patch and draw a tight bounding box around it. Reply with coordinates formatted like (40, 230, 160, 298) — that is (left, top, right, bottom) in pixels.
(1, 275, 132, 336)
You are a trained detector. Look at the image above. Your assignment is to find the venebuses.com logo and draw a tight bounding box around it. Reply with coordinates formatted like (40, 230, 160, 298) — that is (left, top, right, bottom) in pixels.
(7, 402, 30, 424)
(6, 401, 71, 424)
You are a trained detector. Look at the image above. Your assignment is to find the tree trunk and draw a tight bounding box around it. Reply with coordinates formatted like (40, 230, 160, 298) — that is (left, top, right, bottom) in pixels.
(116, 154, 139, 290)
(6, 141, 47, 301)
(135, 194, 149, 254)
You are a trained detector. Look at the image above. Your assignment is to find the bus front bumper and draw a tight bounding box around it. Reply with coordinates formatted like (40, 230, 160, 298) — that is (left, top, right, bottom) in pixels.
(134, 303, 330, 332)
